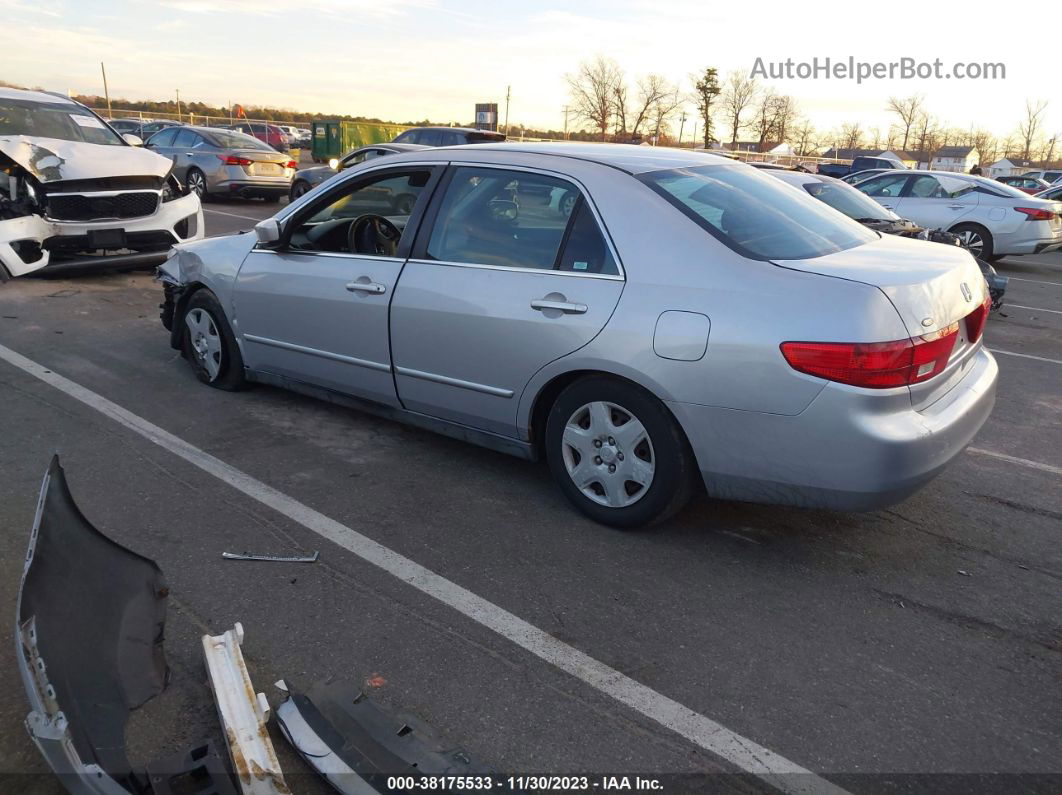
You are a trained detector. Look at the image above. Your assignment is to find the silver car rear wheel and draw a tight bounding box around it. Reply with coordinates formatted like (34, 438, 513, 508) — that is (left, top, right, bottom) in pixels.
(562, 401, 656, 508)
(186, 168, 207, 198)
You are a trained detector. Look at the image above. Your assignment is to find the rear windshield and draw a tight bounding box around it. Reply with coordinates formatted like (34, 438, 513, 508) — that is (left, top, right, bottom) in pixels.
(206, 129, 274, 150)
(0, 97, 124, 146)
(640, 165, 875, 260)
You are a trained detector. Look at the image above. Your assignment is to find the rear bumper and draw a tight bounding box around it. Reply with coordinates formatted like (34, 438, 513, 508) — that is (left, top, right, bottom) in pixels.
(214, 179, 290, 199)
(670, 347, 998, 510)
(995, 224, 1062, 255)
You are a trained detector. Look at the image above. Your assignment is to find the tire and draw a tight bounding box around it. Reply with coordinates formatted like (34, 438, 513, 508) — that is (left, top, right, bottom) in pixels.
(185, 167, 209, 201)
(950, 223, 994, 261)
(180, 290, 246, 390)
(290, 180, 311, 202)
(545, 376, 696, 528)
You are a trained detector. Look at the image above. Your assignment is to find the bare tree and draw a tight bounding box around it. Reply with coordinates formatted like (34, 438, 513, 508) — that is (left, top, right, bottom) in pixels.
(690, 66, 721, 147)
(1018, 99, 1048, 161)
(886, 94, 924, 151)
(630, 75, 675, 140)
(567, 56, 622, 142)
(720, 70, 758, 145)
(792, 120, 818, 157)
(840, 122, 864, 150)
(751, 90, 798, 151)
(649, 86, 682, 143)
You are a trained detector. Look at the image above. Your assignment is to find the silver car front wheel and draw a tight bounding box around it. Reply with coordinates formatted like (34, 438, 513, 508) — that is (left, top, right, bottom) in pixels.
(562, 401, 656, 508)
(185, 307, 222, 381)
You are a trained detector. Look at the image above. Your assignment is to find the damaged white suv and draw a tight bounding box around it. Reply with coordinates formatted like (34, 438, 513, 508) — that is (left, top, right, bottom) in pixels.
(0, 87, 203, 280)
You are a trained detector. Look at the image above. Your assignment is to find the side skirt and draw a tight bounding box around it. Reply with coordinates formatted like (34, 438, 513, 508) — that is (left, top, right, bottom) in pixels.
(246, 369, 538, 462)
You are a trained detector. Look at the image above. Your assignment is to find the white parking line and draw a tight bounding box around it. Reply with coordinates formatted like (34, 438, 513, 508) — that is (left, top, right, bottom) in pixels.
(0, 342, 846, 795)
(968, 448, 1062, 477)
(1005, 304, 1062, 315)
(1002, 276, 1062, 286)
(203, 208, 264, 222)
(988, 348, 1062, 365)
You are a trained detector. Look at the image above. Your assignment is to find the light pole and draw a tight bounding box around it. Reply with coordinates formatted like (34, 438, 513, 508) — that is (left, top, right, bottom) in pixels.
(175, 89, 182, 123)
(678, 111, 687, 147)
(100, 62, 111, 118)
(503, 85, 511, 136)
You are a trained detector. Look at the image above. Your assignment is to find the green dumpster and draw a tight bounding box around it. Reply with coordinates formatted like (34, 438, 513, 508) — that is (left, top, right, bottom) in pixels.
(311, 120, 411, 163)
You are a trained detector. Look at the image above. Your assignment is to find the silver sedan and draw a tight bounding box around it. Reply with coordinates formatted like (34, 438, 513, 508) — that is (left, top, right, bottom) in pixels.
(146, 125, 296, 202)
(158, 144, 998, 527)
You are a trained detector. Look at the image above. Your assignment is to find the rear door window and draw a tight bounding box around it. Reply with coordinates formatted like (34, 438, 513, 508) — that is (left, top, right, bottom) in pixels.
(173, 128, 196, 148)
(856, 173, 910, 197)
(425, 167, 611, 272)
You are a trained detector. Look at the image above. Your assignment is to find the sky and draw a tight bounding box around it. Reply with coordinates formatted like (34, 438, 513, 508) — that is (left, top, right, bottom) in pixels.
(2, 0, 1058, 148)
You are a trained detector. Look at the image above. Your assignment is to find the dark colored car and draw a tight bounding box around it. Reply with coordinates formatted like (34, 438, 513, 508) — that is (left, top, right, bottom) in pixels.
(819, 156, 905, 180)
(391, 126, 506, 146)
(228, 121, 290, 152)
(996, 175, 1052, 195)
(289, 143, 428, 201)
(1034, 184, 1062, 201)
(105, 118, 145, 136)
(137, 120, 185, 139)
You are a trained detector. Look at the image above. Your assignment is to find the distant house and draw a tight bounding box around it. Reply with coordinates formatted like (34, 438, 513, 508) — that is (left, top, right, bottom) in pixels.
(987, 157, 1034, 177)
(930, 146, 979, 173)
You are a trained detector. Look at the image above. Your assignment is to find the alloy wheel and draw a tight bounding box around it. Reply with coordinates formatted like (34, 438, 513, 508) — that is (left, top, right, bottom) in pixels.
(187, 170, 206, 198)
(957, 229, 984, 257)
(561, 401, 655, 508)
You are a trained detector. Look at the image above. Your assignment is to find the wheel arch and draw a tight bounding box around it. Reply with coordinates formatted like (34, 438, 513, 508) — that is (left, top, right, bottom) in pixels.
(524, 366, 687, 460)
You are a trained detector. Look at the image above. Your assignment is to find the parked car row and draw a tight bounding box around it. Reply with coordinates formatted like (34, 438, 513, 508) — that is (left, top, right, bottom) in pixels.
(143, 125, 297, 202)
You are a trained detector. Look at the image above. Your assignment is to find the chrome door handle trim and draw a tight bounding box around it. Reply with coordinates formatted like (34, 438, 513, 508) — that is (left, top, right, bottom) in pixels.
(531, 299, 587, 314)
(346, 281, 386, 294)
(948, 204, 965, 209)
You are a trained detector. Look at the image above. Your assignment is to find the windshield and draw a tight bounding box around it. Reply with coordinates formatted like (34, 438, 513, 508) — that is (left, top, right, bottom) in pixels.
(802, 178, 900, 222)
(640, 165, 875, 260)
(0, 97, 124, 146)
(205, 129, 274, 151)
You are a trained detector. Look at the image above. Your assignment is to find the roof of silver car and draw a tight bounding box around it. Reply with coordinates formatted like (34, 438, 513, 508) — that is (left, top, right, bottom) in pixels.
(449, 142, 736, 174)
(0, 86, 79, 105)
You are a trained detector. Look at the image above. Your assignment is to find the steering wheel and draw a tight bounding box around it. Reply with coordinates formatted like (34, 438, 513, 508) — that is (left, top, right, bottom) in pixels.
(349, 214, 402, 257)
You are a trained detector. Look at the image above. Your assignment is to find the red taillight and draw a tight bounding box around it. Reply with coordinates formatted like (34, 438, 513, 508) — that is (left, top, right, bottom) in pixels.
(1014, 206, 1055, 221)
(285, 160, 297, 169)
(781, 324, 959, 388)
(218, 154, 253, 166)
(964, 294, 991, 343)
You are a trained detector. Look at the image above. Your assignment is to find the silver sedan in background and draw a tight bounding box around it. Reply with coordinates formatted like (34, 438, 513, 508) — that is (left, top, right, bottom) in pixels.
(158, 144, 997, 527)
(145, 125, 296, 202)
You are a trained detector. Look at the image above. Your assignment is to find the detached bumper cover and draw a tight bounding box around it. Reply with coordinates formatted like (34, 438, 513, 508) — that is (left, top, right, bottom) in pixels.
(275, 679, 489, 794)
(16, 456, 169, 792)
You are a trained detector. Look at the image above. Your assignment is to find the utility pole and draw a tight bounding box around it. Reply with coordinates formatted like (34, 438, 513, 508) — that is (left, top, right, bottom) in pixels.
(562, 105, 570, 140)
(503, 85, 511, 136)
(100, 62, 112, 118)
(678, 111, 687, 147)
(175, 89, 182, 123)
(691, 120, 698, 149)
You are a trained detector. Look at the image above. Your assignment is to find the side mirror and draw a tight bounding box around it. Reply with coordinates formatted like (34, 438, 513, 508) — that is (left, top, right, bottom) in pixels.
(254, 218, 283, 246)
(123, 133, 144, 147)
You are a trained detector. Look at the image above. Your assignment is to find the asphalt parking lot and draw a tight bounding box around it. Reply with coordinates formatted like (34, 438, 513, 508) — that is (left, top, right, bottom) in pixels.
(0, 200, 1060, 794)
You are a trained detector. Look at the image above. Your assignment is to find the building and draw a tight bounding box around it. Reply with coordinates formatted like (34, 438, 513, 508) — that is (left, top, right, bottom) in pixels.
(987, 157, 1034, 177)
(930, 146, 979, 173)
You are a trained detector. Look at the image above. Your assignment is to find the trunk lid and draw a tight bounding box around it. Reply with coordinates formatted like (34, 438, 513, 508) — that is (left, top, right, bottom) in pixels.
(774, 233, 989, 409)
